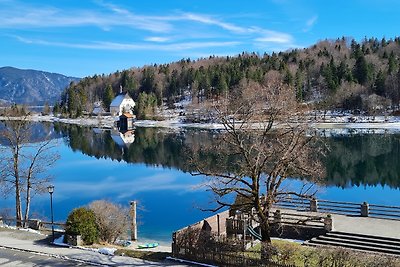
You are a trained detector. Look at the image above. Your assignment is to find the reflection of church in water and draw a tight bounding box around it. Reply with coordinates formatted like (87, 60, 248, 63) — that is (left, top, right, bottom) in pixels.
(110, 129, 135, 149)
(112, 113, 136, 150)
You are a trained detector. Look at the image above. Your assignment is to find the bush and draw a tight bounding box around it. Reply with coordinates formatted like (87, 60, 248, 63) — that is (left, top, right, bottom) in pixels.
(65, 207, 98, 245)
(89, 200, 129, 243)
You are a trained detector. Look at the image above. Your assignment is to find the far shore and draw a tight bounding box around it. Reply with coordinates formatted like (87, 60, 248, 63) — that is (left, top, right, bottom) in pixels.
(1, 113, 400, 133)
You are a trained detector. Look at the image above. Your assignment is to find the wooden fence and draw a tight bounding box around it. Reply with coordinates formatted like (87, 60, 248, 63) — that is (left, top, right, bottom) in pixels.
(172, 245, 296, 267)
(0, 217, 66, 230)
(275, 197, 400, 220)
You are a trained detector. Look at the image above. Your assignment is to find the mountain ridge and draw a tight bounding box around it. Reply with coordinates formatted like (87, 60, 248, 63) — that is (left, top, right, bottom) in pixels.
(0, 66, 80, 105)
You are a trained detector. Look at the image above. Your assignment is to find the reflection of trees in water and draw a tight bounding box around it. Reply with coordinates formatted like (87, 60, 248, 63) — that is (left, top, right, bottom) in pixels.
(325, 134, 400, 189)
(0, 121, 60, 145)
(53, 122, 400, 189)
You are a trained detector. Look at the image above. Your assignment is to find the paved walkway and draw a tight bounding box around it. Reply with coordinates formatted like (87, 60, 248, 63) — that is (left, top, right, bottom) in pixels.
(331, 214, 400, 239)
(192, 208, 400, 240)
(0, 228, 189, 266)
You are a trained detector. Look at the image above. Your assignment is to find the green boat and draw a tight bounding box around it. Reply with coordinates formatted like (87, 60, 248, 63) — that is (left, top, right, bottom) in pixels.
(137, 242, 159, 249)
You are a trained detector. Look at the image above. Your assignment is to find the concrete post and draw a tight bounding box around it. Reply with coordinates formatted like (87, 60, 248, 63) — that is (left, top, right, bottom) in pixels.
(273, 210, 282, 224)
(130, 201, 137, 241)
(361, 202, 369, 217)
(172, 232, 177, 257)
(310, 198, 318, 212)
(324, 215, 333, 231)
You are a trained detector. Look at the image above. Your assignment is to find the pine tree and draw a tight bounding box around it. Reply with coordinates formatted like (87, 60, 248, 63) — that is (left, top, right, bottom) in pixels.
(103, 85, 114, 112)
(353, 54, 372, 85)
(375, 70, 386, 96)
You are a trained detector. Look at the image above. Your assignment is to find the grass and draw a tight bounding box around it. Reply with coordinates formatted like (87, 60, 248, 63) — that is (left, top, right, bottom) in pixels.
(88, 242, 171, 262)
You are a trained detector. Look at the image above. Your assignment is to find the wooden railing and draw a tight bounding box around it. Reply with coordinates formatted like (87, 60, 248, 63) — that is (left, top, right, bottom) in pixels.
(172, 244, 296, 267)
(274, 211, 326, 228)
(369, 203, 400, 219)
(275, 197, 400, 220)
(0, 217, 66, 230)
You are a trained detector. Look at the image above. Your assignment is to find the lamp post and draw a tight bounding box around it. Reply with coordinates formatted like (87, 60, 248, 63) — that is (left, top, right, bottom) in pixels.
(47, 185, 55, 244)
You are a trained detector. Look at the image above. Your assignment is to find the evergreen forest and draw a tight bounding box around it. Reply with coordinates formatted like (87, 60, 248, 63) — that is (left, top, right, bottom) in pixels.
(57, 37, 400, 118)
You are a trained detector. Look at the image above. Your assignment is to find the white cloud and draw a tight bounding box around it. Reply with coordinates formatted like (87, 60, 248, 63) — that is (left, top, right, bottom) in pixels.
(3, 0, 298, 55)
(180, 12, 248, 34)
(303, 15, 318, 32)
(254, 28, 294, 44)
(144, 37, 170, 43)
(0, 1, 172, 33)
(13, 35, 240, 51)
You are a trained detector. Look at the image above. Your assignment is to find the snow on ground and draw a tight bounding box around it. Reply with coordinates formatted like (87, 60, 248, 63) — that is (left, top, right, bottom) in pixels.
(0, 224, 45, 235)
(98, 247, 118, 255)
(53, 235, 70, 247)
(3, 107, 400, 134)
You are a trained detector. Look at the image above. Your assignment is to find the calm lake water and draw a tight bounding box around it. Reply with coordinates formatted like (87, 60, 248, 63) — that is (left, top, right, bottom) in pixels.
(1, 122, 400, 244)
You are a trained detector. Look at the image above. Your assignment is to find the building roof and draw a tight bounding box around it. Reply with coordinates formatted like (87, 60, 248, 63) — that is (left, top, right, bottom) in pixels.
(120, 113, 134, 118)
(110, 92, 132, 107)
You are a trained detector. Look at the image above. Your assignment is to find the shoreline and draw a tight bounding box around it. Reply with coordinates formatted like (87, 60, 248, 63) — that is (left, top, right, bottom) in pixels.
(1, 114, 400, 133)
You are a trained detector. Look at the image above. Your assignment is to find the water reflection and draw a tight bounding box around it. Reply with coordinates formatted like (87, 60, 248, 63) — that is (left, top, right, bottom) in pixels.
(324, 134, 400, 188)
(54, 124, 400, 189)
(110, 129, 135, 148)
(1, 122, 400, 242)
(2, 121, 399, 190)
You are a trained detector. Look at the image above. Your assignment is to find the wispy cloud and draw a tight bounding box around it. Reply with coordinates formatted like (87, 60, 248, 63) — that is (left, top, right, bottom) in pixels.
(3, 0, 297, 54)
(303, 15, 318, 32)
(144, 36, 170, 43)
(254, 28, 294, 44)
(13, 35, 240, 51)
(180, 12, 249, 34)
(0, 1, 172, 32)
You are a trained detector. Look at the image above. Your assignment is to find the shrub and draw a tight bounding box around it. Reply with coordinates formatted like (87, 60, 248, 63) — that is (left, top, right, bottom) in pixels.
(89, 200, 129, 243)
(65, 207, 98, 245)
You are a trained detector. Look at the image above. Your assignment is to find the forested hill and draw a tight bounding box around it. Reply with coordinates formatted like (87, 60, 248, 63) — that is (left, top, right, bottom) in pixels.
(60, 37, 400, 118)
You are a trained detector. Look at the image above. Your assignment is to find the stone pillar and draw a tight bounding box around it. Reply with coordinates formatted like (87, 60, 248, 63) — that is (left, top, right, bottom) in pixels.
(273, 210, 282, 224)
(130, 201, 137, 241)
(324, 215, 333, 231)
(66, 235, 82, 246)
(28, 219, 41, 230)
(361, 202, 369, 217)
(310, 198, 318, 212)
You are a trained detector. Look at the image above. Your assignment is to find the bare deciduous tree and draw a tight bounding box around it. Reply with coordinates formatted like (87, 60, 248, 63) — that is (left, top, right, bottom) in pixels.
(89, 200, 129, 243)
(0, 118, 59, 227)
(191, 71, 325, 259)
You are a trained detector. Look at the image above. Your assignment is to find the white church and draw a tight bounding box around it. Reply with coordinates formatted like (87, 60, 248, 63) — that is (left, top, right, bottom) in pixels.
(109, 86, 136, 116)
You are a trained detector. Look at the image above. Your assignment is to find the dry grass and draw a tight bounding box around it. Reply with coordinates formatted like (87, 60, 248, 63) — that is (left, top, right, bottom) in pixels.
(114, 249, 170, 262)
(247, 240, 400, 267)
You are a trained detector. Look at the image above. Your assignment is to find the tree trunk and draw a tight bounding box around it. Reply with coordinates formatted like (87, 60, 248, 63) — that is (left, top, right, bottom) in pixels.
(23, 182, 31, 228)
(14, 153, 23, 227)
(15, 181, 22, 227)
(260, 219, 273, 261)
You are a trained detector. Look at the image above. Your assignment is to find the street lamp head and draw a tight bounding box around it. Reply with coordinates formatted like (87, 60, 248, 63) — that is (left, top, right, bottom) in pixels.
(47, 185, 54, 194)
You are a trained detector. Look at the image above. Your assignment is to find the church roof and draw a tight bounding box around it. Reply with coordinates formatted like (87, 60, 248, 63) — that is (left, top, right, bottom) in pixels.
(110, 92, 132, 107)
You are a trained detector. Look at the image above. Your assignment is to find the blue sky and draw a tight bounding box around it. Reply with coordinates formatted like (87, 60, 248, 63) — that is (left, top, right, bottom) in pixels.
(1, 0, 399, 78)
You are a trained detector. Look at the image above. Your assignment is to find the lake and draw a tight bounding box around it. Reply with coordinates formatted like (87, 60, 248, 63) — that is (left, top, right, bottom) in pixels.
(1, 122, 400, 244)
